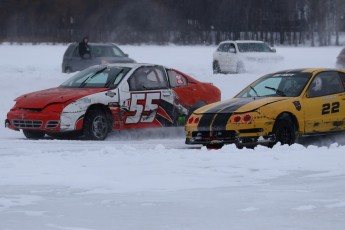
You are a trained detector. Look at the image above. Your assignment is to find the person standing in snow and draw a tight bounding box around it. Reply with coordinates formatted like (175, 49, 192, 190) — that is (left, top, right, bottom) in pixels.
(78, 36, 90, 58)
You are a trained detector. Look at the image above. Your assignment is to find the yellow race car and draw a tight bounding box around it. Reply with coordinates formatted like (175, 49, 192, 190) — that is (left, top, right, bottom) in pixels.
(185, 68, 345, 149)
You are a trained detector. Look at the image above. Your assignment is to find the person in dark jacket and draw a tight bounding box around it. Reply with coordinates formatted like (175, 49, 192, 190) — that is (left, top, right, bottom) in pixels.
(78, 36, 90, 58)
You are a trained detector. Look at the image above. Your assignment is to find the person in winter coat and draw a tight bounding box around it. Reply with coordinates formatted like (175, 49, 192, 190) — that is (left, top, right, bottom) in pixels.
(78, 36, 90, 58)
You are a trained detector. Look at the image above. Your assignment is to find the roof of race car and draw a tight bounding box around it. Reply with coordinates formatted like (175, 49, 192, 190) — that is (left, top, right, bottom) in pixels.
(219, 40, 265, 44)
(97, 63, 166, 69)
(272, 68, 344, 74)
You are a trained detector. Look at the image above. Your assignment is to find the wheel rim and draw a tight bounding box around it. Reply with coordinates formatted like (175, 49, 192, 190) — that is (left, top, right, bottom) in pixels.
(92, 116, 107, 139)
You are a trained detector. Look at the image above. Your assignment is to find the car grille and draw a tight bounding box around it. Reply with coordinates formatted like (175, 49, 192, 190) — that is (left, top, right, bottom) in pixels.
(12, 120, 43, 129)
(45, 121, 59, 129)
(192, 130, 236, 141)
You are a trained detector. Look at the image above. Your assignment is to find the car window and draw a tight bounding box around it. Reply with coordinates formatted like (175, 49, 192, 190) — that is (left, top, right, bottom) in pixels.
(236, 73, 311, 98)
(237, 42, 273, 52)
(64, 45, 75, 57)
(112, 47, 125, 57)
(228, 44, 236, 53)
(339, 72, 345, 90)
(128, 66, 168, 91)
(60, 66, 130, 88)
(217, 43, 230, 52)
(72, 46, 80, 57)
(167, 70, 188, 88)
(307, 72, 343, 98)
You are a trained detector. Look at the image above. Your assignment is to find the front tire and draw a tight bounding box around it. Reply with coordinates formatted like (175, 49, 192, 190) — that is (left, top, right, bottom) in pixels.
(271, 115, 296, 146)
(213, 61, 221, 74)
(83, 110, 110, 140)
(23, 130, 45, 139)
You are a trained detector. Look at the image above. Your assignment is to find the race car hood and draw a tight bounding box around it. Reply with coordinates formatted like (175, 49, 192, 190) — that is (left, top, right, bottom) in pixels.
(194, 97, 289, 114)
(14, 87, 108, 109)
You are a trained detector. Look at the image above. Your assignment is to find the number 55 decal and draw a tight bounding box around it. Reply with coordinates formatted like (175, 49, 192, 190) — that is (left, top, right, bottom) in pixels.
(322, 102, 340, 115)
(125, 92, 161, 124)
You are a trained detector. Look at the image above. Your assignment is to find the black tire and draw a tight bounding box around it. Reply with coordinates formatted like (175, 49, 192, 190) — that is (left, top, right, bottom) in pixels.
(23, 130, 45, 139)
(213, 61, 221, 74)
(271, 115, 296, 146)
(206, 143, 224, 150)
(83, 110, 110, 140)
(236, 62, 245, 73)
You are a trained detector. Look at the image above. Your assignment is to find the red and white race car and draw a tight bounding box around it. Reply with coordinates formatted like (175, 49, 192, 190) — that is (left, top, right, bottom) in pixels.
(5, 63, 220, 140)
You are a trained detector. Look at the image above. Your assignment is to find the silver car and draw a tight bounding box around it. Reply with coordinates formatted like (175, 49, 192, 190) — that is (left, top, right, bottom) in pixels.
(62, 43, 135, 73)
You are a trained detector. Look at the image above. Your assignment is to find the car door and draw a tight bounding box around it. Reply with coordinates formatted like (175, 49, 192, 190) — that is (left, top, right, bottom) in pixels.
(119, 66, 174, 128)
(302, 71, 345, 134)
(216, 43, 230, 71)
(222, 43, 238, 72)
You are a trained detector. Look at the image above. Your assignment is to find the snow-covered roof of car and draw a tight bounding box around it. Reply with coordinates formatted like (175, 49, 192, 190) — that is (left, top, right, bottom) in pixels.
(219, 40, 265, 44)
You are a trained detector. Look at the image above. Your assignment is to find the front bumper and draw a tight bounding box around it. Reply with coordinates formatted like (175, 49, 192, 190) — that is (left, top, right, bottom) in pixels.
(6, 109, 61, 132)
(186, 130, 276, 146)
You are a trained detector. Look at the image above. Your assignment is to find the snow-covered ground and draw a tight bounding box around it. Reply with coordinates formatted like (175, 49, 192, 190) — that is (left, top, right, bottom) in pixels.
(1, 44, 345, 230)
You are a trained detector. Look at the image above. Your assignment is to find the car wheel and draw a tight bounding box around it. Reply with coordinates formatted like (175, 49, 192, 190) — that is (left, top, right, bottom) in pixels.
(213, 61, 221, 74)
(83, 110, 110, 140)
(236, 62, 245, 73)
(206, 143, 224, 150)
(23, 130, 45, 139)
(271, 115, 296, 146)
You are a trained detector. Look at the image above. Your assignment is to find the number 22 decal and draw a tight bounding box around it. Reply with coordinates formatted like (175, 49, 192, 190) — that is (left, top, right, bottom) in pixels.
(125, 92, 161, 124)
(322, 102, 340, 115)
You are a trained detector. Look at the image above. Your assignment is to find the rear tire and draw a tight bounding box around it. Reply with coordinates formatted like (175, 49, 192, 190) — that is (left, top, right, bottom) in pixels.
(213, 61, 221, 74)
(83, 110, 110, 140)
(23, 130, 45, 139)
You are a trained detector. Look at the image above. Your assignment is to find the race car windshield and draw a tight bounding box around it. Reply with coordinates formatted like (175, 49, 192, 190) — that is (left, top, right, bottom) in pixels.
(236, 72, 312, 98)
(237, 43, 274, 52)
(60, 66, 131, 88)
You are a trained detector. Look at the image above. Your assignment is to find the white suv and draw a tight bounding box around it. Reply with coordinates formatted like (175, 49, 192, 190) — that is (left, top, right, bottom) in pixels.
(213, 40, 283, 74)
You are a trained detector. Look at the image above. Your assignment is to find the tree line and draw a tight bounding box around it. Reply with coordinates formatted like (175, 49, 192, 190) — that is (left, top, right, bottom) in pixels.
(0, 0, 345, 46)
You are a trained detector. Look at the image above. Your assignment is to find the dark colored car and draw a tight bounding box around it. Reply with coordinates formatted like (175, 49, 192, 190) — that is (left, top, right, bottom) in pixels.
(62, 43, 135, 73)
(336, 48, 345, 69)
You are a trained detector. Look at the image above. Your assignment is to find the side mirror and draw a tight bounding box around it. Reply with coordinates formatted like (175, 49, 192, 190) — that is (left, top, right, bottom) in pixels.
(271, 47, 276, 53)
(124, 53, 129, 57)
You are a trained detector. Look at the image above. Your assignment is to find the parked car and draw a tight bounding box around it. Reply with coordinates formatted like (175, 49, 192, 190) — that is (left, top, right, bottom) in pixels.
(5, 63, 220, 140)
(61, 43, 135, 73)
(212, 40, 283, 74)
(186, 68, 345, 149)
(336, 47, 345, 69)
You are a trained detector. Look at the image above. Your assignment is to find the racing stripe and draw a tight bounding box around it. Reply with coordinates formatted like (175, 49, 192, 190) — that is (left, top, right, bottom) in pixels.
(197, 98, 254, 131)
(197, 113, 217, 131)
(210, 98, 254, 131)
